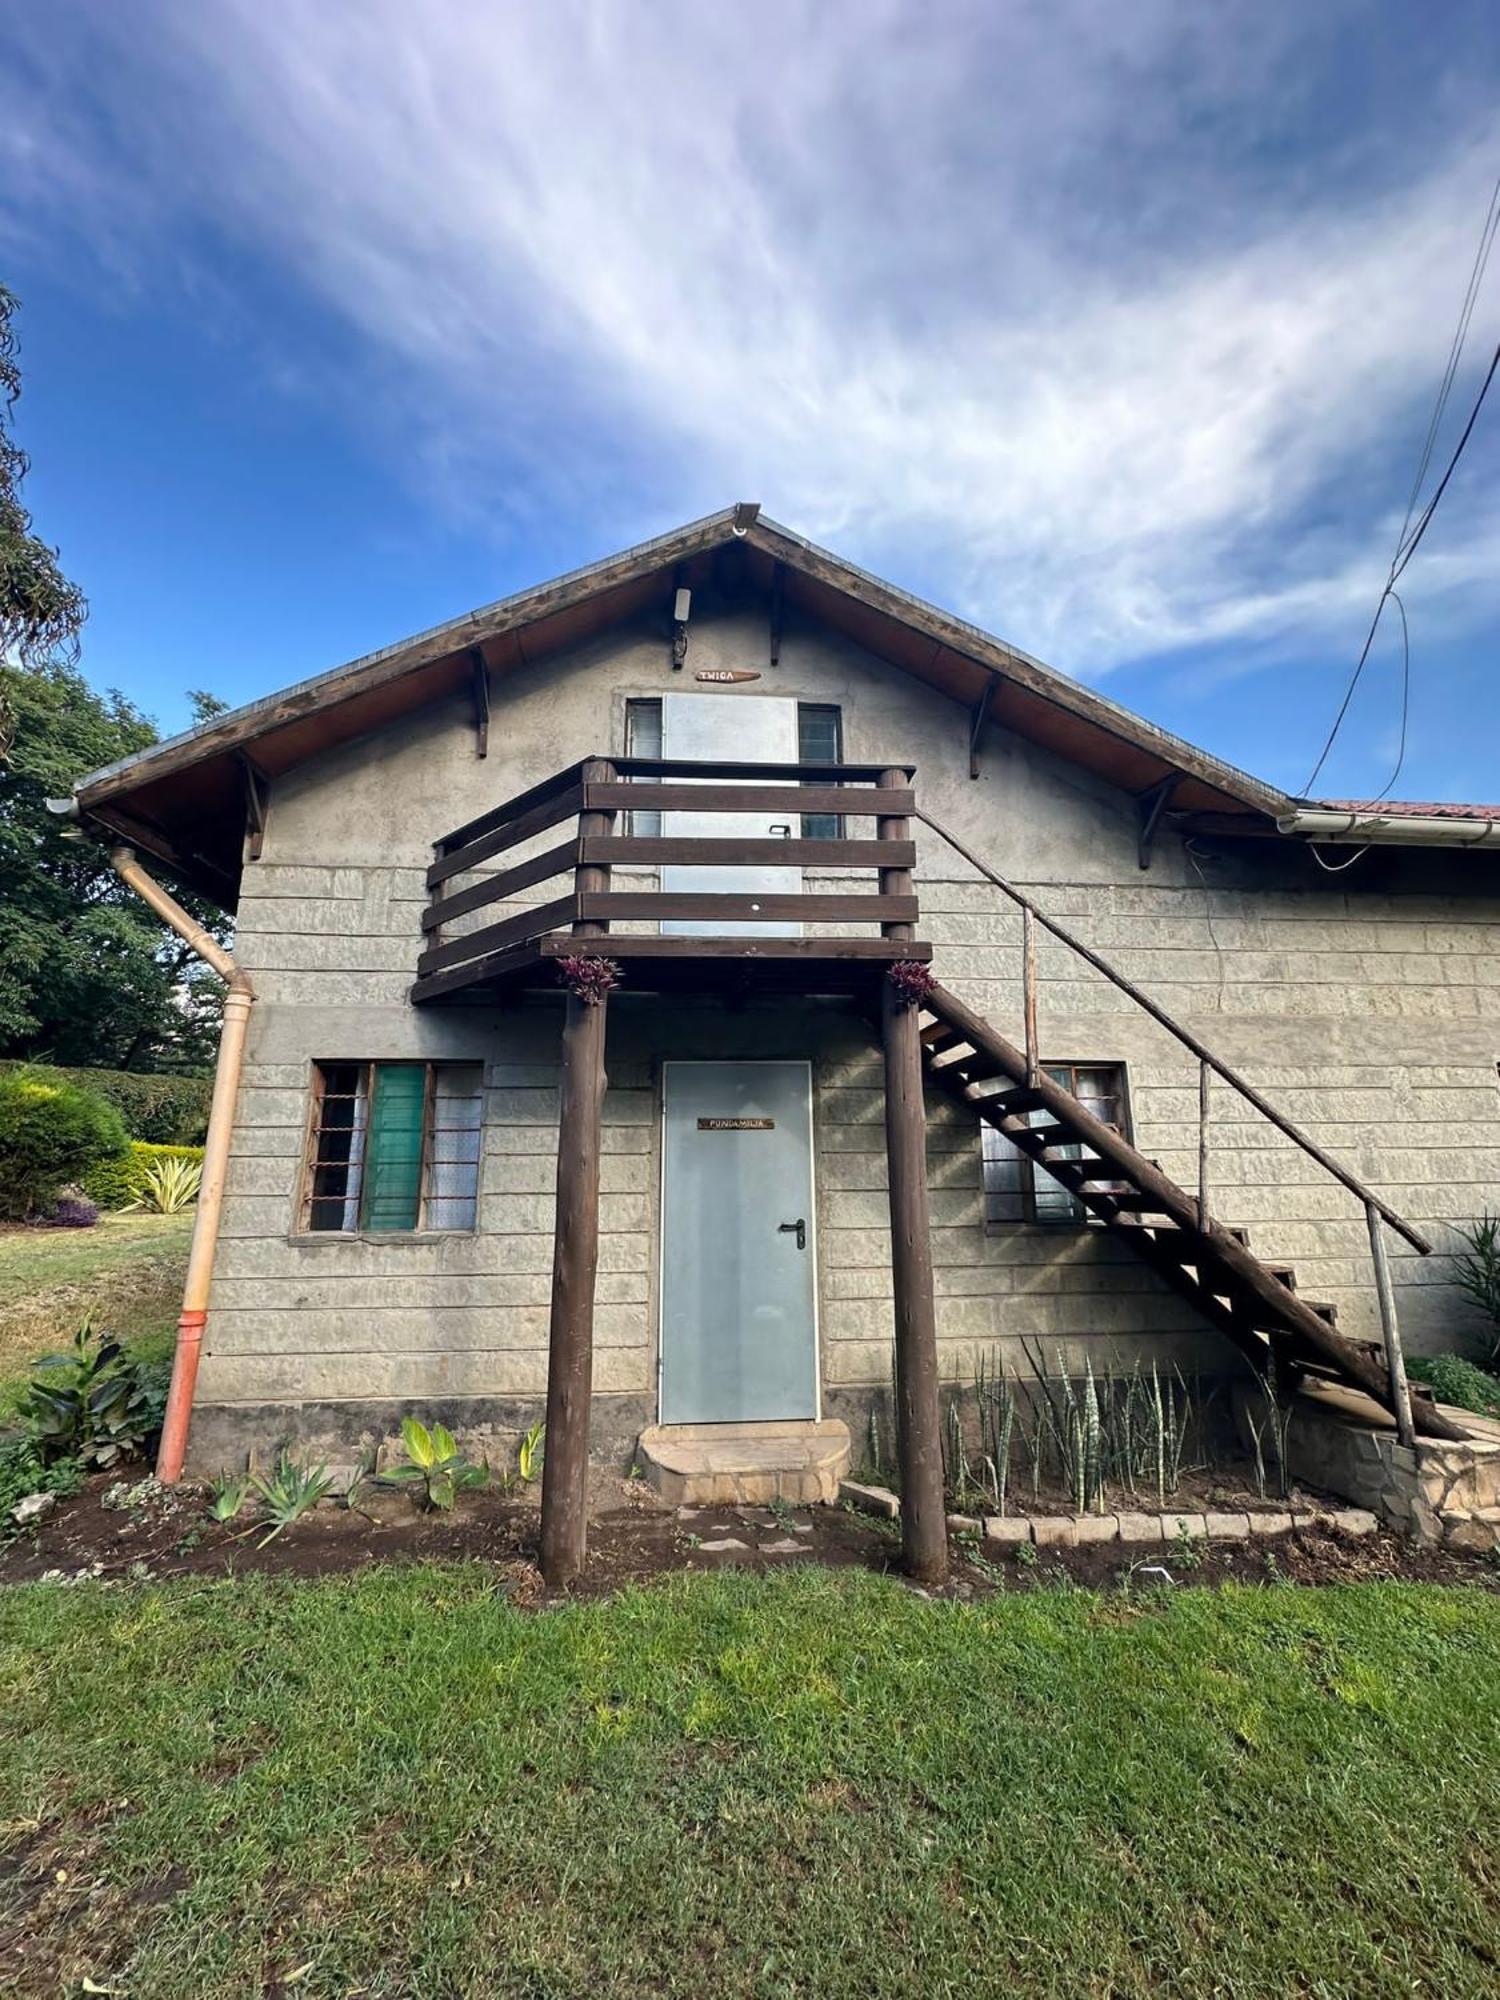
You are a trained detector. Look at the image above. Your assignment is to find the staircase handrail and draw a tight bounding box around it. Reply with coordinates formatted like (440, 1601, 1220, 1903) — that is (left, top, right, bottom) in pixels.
(915, 806, 1432, 1259)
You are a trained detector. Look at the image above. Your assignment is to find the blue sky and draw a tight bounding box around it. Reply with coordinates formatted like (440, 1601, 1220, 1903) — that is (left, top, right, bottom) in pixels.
(2, 1, 1498, 802)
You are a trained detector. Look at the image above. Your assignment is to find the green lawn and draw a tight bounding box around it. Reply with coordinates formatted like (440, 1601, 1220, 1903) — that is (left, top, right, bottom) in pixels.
(2, 1566, 1498, 1997)
(0, 1213, 189, 1405)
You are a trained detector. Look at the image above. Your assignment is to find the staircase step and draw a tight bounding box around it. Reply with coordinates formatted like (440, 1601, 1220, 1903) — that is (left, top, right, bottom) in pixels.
(1108, 1192, 1177, 1214)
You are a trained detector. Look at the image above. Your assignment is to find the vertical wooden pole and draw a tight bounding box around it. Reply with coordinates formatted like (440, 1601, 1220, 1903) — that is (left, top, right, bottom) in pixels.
(573, 756, 615, 931)
(1366, 1199, 1416, 1449)
(877, 768, 947, 1585)
(540, 758, 615, 1587)
(1022, 906, 1038, 1089)
(1197, 1058, 1211, 1232)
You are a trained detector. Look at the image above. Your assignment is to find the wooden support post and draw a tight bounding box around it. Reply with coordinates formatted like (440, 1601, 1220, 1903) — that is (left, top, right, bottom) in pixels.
(1198, 1058, 1211, 1231)
(1022, 906, 1038, 1089)
(539, 987, 609, 1585)
(573, 757, 616, 931)
(1366, 1200, 1416, 1449)
(876, 768, 946, 1585)
(539, 755, 616, 1587)
(883, 980, 947, 1585)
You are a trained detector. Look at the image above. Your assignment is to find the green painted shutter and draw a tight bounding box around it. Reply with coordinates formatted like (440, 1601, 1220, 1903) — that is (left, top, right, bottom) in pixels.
(360, 1065, 426, 1231)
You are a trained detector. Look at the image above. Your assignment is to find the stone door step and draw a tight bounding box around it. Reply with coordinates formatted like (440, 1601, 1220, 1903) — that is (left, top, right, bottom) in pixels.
(638, 1420, 851, 1506)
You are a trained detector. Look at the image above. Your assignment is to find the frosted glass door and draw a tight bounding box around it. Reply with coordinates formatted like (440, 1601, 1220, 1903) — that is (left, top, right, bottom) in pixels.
(660, 692, 801, 937)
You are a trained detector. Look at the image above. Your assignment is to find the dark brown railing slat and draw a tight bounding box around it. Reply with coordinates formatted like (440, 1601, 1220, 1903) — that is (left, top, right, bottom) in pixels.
(416, 894, 578, 975)
(577, 891, 917, 926)
(587, 836, 914, 870)
(423, 839, 580, 931)
(583, 782, 910, 818)
(427, 786, 584, 888)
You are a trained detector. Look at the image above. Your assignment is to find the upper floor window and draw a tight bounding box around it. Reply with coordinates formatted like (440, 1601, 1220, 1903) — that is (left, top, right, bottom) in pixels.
(982, 1062, 1130, 1227)
(302, 1061, 483, 1234)
(797, 703, 844, 839)
(622, 698, 846, 841)
(623, 697, 664, 838)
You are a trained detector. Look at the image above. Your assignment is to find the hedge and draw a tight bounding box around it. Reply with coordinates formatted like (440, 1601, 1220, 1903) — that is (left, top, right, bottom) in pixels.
(0, 1073, 130, 1221)
(81, 1141, 208, 1211)
(0, 1063, 212, 1145)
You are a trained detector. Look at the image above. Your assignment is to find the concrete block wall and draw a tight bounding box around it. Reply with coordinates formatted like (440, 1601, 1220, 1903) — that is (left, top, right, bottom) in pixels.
(182, 596, 1500, 1469)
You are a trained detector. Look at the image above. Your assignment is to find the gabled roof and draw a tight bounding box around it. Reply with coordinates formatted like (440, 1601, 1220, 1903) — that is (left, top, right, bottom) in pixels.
(63, 504, 1488, 905)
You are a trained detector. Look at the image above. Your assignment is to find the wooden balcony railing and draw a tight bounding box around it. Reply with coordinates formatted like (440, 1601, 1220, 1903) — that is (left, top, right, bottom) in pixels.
(412, 755, 929, 1003)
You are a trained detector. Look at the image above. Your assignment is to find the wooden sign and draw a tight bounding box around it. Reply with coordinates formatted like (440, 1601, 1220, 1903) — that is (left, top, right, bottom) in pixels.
(698, 1117, 774, 1130)
(694, 669, 761, 684)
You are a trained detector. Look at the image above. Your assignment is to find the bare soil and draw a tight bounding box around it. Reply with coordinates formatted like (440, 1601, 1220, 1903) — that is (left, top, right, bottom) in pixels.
(3, 1467, 1495, 1599)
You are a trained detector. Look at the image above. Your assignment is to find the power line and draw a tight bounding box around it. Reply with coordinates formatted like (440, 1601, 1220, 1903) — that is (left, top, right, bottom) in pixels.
(1302, 169, 1500, 798)
(1302, 337, 1499, 796)
(1396, 174, 1500, 554)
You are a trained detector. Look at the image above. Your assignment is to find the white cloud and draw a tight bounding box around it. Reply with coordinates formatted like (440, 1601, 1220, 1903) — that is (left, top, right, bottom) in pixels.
(3, 0, 1498, 674)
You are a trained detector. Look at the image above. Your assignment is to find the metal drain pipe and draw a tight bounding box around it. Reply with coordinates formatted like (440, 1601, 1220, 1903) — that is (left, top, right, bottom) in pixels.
(110, 846, 255, 1483)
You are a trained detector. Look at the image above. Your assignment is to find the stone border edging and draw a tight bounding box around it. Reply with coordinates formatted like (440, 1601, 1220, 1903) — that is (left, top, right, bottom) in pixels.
(838, 1481, 1379, 1545)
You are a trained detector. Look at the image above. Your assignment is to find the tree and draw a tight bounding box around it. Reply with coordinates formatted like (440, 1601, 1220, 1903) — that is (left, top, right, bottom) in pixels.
(0, 660, 226, 1070)
(0, 286, 225, 1074)
(0, 283, 88, 676)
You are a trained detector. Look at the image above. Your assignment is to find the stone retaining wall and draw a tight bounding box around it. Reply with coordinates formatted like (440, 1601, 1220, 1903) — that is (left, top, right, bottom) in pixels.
(1268, 1384, 1500, 1552)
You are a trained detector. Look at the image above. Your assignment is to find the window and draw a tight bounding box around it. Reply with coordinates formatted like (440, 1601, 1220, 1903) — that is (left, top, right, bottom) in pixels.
(303, 1062, 483, 1233)
(797, 703, 843, 839)
(981, 1062, 1130, 1227)
(624, 697, 663, 837)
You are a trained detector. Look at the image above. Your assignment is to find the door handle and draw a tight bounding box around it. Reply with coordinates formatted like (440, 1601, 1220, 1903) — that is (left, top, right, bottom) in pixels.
(778, 1218, 807, 1250)
(769, 823, 793, 838)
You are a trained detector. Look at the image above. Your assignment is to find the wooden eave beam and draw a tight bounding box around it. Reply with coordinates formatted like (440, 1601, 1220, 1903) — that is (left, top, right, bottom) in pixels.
(1136, 774, 1179, 870)
(969, 675, 998, 779)
(470, 647, 491, 759)
(238, 752, 269, 860)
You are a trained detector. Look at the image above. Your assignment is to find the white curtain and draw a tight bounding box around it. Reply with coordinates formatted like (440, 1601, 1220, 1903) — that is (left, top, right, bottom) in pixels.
(427, 1064, 483, 1229)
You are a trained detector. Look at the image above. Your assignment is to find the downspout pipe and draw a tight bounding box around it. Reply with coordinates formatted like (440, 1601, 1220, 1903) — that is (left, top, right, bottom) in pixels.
(109, 845, 255, 1483)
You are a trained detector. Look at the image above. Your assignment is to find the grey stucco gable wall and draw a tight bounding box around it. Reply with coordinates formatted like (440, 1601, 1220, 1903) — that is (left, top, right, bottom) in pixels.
(184, 596, 1500, 1471)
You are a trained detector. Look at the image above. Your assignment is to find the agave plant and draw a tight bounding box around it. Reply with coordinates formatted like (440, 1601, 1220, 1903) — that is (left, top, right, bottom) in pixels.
(251, 1453, 334, 1543)
(382, 1416, 486, 1511)
(126, 1155, 203, 1215)
(208, 1470, 254, 1522)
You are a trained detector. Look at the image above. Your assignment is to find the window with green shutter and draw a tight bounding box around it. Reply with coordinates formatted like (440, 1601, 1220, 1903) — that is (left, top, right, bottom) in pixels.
(303, 1061, 483, 1234)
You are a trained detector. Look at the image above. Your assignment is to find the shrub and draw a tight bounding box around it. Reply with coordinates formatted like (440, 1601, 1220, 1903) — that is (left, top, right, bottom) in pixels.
(48, 1194, 100, 1229)
(0, 1063, 212, 1144)
(1406, 1354, 1500, 1419)
(0, 1072, 128, 1221)
(19, 1321, 164, 1468)
(1452, 1212, 1500, 1370)
(81, 1141, 206, 1211)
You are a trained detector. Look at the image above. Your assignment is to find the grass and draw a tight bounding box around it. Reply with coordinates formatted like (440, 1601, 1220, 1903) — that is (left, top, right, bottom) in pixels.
(0, 1213, 189, 1408)
(1, 1566, 1498, 1997)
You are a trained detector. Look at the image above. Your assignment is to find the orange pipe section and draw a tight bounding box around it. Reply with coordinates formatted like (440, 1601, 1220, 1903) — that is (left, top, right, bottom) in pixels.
(109, 847, 255, 1483)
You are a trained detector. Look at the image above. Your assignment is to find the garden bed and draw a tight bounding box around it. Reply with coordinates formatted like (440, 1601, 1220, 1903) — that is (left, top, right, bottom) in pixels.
(4, 1467, 1496, 1597)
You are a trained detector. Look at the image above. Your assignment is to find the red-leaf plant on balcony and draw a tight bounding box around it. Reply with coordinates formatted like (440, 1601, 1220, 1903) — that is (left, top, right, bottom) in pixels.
(557, 955, 622, 1005)
(887, 960, 935, 1008)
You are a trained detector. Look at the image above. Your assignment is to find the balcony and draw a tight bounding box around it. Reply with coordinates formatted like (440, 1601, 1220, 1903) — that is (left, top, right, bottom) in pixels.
(411, 755, 932, 1004)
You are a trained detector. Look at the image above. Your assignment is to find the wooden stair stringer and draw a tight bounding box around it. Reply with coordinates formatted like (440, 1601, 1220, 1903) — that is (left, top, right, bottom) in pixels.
(915, 981, 1466, 1443)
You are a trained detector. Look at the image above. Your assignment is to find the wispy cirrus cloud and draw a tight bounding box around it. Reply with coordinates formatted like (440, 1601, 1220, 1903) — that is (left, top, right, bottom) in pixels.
(2, 0, 1497, 679)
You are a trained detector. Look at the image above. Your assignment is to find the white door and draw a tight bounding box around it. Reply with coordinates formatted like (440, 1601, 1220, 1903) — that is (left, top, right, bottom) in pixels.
(659, 1061, 819, 1423)
(660, 692, 802, 937)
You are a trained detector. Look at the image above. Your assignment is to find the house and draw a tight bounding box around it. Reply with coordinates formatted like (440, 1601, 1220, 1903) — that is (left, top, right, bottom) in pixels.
(65, 505, 1500, 1581)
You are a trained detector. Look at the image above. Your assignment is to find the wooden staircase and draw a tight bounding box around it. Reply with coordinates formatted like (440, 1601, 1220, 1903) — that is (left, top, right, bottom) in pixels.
(917, 981, 1466, 1442)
